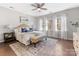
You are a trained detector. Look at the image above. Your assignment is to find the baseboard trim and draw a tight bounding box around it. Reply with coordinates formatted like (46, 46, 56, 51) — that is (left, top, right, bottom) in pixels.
(47, 36, 73, 41)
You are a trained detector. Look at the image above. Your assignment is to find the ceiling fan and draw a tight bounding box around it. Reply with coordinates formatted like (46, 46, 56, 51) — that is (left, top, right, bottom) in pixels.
(31, 3, 47, 12)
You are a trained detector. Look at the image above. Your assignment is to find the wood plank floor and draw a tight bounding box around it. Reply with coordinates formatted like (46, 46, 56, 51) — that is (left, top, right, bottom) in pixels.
(0, 42, 16, 56)
(0, 39, 76, 56)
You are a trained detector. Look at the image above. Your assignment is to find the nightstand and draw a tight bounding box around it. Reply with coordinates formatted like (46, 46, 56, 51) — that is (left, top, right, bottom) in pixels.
(4, 32, 16, 43)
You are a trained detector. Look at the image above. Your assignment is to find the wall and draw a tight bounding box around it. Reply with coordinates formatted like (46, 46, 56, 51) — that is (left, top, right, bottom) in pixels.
(0, 6, 35, 42)
(34, 7, 79, 40)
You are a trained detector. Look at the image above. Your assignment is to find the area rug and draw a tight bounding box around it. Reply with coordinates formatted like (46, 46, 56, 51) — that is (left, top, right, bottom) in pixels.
(9, 38, 75, 56)
(9, 38, 58, 56)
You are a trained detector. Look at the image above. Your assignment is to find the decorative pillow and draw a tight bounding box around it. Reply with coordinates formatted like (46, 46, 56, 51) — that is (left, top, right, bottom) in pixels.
(21, 28, 28, 32)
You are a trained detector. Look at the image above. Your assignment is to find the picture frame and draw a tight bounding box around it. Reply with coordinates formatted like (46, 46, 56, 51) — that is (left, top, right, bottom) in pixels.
(19, 16, 29, 23)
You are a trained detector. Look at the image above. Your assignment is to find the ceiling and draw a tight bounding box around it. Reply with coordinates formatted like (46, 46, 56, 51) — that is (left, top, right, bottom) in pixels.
(0, 3, 79, 16)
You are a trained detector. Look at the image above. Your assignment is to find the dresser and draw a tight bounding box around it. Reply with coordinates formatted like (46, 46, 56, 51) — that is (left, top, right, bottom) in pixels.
(73, 32, 79, 56)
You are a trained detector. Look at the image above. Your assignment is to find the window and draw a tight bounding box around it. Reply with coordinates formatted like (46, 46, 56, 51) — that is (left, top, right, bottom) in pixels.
(39, 17, 48, 31)
(55, 14, 67, 31)
(57, 17, 61, 31)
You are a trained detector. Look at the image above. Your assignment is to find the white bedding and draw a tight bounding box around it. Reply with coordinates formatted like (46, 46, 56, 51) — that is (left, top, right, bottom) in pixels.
(14, 29, 45, 45)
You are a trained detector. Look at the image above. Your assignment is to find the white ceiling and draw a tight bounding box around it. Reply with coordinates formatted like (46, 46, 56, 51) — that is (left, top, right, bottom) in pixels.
(0, 3, 79, 16)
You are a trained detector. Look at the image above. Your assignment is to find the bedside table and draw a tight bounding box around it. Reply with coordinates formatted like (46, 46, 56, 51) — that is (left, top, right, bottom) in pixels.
(4, 32, 16, 43)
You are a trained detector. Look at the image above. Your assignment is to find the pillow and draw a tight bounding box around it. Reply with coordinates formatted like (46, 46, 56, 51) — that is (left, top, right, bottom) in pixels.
(21, 28, 28, 32)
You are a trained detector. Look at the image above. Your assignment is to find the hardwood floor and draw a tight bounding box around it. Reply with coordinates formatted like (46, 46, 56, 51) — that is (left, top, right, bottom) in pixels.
(0, 42, 16, 56)
(0, 39, 76, 56)
(55, 40, 76, 56)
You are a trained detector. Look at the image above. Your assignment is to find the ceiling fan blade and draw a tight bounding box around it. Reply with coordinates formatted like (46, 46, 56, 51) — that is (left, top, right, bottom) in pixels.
(40, 8, 47, 10)
(35, 3, 41, 8)
(31, 4, 37, 7)
(40, 3, 45, 7)
(32, 8, 38, 11)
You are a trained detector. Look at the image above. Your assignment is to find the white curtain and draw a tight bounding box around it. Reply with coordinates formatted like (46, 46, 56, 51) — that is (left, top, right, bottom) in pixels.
(61, 14, 67, 31)
(60, 14, 67, 39)
(45, 17, 48, 31)
(39, 18, 43, 31)
(54, 16, 58, 31)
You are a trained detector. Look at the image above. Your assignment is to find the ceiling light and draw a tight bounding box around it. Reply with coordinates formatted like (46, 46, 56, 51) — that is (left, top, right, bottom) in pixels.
(9, 6, 14, 9)
(37, 8, 40, 11)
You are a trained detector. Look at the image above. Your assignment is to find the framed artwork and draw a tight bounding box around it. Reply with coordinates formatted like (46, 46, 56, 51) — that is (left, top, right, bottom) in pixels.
(19, 16, 29, 24)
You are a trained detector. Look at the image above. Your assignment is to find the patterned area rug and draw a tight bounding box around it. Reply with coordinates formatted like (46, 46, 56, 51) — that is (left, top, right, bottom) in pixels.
(9, 38, 58, 56)
(9, 38, 75, 56)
